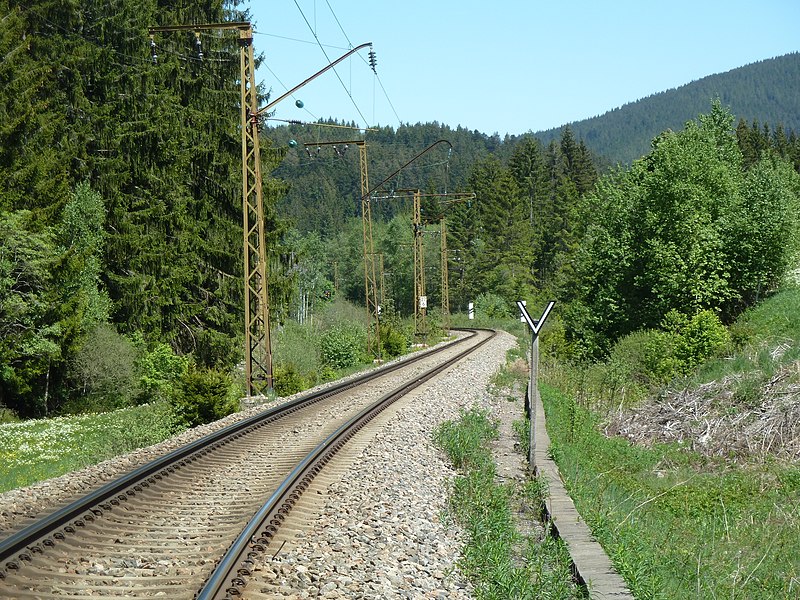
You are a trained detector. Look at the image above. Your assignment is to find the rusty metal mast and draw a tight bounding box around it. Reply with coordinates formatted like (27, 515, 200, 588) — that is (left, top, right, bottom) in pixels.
(440, 217, 450, 330)
(359, 143, 381, 360)
(303, 140, 380, 360)
(148, 22, 272, 396)
(149, 23, 371, 396)
(373, 188, 474, 337)
(412, 190, 426, 338)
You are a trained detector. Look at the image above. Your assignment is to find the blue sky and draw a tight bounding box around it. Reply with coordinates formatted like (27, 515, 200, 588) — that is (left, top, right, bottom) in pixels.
(247, 1, 799, 136)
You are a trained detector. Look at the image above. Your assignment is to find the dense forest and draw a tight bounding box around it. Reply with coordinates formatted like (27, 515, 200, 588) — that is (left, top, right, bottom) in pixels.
(2, 0, 800, 421)
(0, 0, 267, 416)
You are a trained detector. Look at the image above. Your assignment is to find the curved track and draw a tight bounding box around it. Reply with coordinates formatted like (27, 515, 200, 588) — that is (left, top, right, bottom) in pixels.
(0, 329, 493, 599)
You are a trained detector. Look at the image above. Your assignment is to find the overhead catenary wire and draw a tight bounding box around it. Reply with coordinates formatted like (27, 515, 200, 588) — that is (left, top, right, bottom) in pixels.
(261, 61, 319, 122)
(252, 29, 349, 52)
(291, 0, 371, 128)
(322, 0, 401, 125)
(19, 4, 240, 88)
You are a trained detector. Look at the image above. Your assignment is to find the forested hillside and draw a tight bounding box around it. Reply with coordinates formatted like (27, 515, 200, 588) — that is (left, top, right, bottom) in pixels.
(268, 53, 800, 233)
(0, 0, 280, 417)
(2, 0, 800, 424)
(535, 52, 800, 164)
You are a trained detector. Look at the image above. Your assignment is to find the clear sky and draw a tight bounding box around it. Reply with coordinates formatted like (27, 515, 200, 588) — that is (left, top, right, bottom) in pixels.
(247, 1, 800, 136)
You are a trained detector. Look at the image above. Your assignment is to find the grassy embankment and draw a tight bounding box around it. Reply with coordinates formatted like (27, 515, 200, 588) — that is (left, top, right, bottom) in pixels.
(434, 405, 586, 599)
(0, 403, 178, 493)
(541, 286, 800, 599)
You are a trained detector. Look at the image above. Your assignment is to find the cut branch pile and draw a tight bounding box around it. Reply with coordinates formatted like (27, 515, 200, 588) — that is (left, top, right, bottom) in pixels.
(604, 361, 800, 463)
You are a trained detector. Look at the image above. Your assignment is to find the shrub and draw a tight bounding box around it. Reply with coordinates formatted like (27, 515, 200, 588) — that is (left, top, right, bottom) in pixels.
(672, 309, 731, 371)
(0, 405, 18, 424)
(132, 335, 190, 402)
(380, 326, 408, 357)
(67, 323, 139, 412)
(320, 322, 366, 369)
(171, 367, 236, 427)
(474, 292, 512, 319)
(379, 321, 409, 358)
(641, 329, 683, 384)
(273, 363, 308, 396)
(317, 364, 337, 382)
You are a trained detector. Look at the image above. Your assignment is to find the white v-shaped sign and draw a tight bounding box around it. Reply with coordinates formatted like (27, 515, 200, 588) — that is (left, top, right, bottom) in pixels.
(516, 300, 555, 337)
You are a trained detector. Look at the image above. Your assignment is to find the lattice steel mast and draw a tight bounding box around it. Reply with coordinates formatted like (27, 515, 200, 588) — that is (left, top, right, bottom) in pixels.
(149, 23, 371, 396)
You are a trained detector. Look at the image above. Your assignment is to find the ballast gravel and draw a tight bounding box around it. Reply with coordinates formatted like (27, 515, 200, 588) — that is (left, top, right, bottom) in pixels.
(255, 330, 517, 599)
(0, 330, 518, 599)
(0, 335, 466, 535)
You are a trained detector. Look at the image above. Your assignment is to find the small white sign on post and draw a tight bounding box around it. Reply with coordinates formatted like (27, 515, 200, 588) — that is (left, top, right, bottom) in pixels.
(419, 295, 427, 309)
(468, 302, 474, 320)
(516, 300, 555, 474)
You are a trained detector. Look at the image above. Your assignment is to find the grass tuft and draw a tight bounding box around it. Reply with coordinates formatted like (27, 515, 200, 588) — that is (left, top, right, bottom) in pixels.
(435, 406, 586, 599)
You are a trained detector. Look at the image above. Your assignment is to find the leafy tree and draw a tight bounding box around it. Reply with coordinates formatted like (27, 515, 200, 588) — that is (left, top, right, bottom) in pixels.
(320, 322, 366, 370)
(67, 323, 138, 412)
(281, 228, 334, 324)
(566, 102, 800, 357)
(58, 182, 111, 336)
(131, 334, 190, 403)
(0, 211, 61, 416)
(376, 214, 414, 315)
(722, 154, 800, 312)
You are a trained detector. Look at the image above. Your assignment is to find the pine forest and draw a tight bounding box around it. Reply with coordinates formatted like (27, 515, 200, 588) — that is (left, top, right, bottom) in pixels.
(2, 0, 800, 429)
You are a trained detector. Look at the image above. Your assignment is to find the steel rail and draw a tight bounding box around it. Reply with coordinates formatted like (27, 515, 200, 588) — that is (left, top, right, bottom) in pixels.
(0, 329, 479, 571)
(197, 328, 496, 600)
(0, 328, 477, 580)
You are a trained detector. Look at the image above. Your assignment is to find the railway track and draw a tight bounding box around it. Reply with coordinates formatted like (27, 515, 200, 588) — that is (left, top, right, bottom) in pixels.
(0, 328, 494, 599)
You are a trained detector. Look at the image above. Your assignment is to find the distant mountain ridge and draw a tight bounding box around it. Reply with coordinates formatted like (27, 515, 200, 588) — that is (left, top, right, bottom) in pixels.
(533, 52, 800, 164)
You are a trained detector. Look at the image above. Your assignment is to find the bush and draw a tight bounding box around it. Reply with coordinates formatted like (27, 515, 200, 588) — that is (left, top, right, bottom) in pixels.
(604, 310, 732, 389)
(380, 326, 408, 358)
(649, 310, 731, 378)
(379, 320, 410, 358)
(474, 292, 512, 319)
(672, 309, 731, 370)
(317, 364, 337, 382)
(132, 335, 189, 402)
(0, 405, 18, 424)
(67, 323, 139, 412)
(171, 367, 236, 427)
(641, 329, 683, 384)
(273, 363, 308, 396)
(320, 322, 366, 369)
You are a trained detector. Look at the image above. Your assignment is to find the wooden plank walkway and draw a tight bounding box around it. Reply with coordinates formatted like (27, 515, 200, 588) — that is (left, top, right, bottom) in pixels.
(532, 390, 635, 599)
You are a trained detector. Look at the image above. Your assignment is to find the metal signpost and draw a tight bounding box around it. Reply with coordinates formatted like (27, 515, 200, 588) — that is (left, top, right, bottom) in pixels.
(516, 300, 555, 473)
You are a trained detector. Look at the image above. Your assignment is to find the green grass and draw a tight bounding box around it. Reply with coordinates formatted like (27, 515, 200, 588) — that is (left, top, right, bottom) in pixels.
(541, 383, 800, 599)
(688, 285, 800, 393)
(435, 406, 586, 599)
(0, 402, 181, 493)
(534, 285, 800, 597)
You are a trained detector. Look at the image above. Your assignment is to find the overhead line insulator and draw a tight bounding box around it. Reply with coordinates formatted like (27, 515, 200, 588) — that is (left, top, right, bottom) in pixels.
(368, 49, 377, 74)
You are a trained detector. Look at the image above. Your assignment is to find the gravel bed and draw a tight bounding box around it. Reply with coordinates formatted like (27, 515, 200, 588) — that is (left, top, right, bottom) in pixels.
(0, 334, 467, 536)
(0, 329, 517, 600)
(255, 330, 517, 599)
